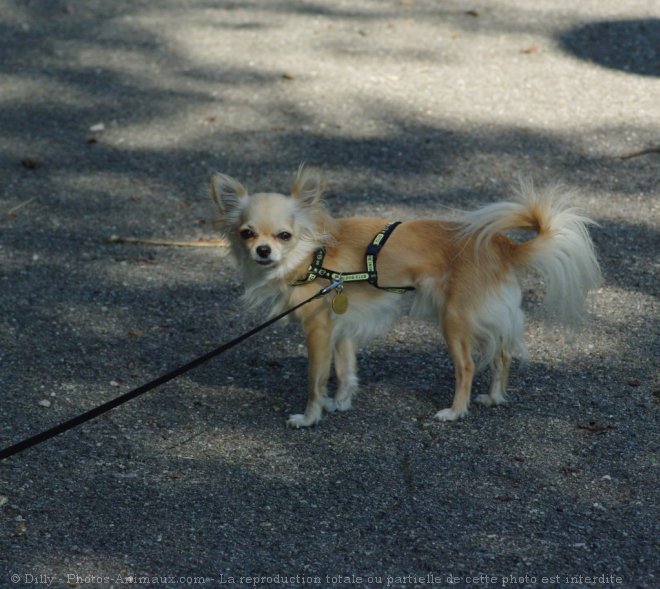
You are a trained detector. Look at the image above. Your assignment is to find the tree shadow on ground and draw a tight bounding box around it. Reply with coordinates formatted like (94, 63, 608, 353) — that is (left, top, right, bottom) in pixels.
(559, 19, 660, 77)
(1, 3, 658, 585)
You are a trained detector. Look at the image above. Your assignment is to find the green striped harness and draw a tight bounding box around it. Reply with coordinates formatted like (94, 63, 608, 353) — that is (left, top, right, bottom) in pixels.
(291, 221, 415, 294)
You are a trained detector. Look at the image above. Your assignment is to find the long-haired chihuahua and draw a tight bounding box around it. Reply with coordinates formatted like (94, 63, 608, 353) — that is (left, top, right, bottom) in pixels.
(211, 165, 601, 428)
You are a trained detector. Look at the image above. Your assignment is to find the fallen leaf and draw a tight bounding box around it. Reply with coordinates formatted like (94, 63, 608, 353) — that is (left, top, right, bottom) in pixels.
(20, 157, 40, 170)
(577, 421, 616, 434)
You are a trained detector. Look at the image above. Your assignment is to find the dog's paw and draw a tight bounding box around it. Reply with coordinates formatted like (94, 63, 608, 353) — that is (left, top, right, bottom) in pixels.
(287, 413, 320, 428)
(475, 393, 507, 407)
(333, 396, 352, 412)
(321, 396, 337, 413)
(434, 407, 468, 422)
(321, 394, 353, 413)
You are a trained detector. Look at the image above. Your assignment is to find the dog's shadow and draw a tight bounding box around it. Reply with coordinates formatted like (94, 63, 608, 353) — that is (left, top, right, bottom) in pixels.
(193, 340, 501, 413)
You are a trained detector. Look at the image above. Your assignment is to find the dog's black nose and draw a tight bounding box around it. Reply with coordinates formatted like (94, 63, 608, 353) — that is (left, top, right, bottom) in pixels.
(256, 245, 271, 258)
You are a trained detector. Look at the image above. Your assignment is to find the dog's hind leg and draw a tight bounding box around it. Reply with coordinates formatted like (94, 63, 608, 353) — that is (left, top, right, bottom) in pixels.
(474, 280, 524, 409)
(327, 337, 358, 412)
(435, 318, 475, 421)
(476, 348, 511, 407)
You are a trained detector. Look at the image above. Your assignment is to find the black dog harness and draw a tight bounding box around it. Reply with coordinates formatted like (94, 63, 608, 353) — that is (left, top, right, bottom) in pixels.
(291, 221, 415, 294)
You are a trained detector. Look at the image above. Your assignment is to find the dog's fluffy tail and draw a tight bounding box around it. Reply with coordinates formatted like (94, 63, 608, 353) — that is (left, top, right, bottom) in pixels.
(458, 181, 602, 326)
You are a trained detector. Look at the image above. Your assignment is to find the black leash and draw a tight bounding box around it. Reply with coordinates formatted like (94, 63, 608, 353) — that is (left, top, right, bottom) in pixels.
(0, 280, 341, 461)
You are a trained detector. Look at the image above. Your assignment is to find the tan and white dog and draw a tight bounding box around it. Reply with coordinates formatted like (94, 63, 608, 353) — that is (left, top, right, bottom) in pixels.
(212, 166, 601, 428)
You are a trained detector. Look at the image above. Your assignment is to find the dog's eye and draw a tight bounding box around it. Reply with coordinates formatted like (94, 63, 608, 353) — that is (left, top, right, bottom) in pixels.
(239, 228, 256, 240)
(277, 231, 292, 241)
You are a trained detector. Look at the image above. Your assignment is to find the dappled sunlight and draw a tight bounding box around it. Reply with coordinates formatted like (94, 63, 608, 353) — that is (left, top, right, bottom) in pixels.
(1, 0, 657, 585)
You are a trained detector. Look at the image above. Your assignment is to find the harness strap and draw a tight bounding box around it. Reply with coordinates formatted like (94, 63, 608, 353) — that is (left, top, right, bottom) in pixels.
(291, 221, 415, 293)
(365, 222, 415, 293)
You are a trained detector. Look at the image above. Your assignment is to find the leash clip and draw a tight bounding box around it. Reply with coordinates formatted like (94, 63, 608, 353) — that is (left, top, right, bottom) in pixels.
(318, 278, 344, 297)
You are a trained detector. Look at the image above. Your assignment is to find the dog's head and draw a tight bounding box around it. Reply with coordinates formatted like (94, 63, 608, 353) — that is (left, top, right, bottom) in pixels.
(211, 165, 328, 271)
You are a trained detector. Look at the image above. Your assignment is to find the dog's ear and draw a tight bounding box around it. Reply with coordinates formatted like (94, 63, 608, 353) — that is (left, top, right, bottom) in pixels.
(291, 164, 325, 207)
(211, 173, 248, 214)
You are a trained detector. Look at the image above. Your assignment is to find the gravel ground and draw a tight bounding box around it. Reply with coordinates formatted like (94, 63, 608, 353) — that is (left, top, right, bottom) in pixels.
(0, 1, 658, 588)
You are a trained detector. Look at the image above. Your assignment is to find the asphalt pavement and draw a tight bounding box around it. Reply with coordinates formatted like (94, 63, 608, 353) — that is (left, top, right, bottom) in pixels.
(0, 1, 658, 588)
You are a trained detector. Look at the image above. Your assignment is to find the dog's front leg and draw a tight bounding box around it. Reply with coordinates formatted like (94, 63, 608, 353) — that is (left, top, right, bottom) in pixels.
(329, 337, 358, 412)
(287, 311, 333, 428)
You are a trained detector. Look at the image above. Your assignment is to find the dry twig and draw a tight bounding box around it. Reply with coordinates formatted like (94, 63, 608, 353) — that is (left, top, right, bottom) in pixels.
(4, 197, 37, 218)
(619, 145, 660, 160)
(108, 235, 227, 248)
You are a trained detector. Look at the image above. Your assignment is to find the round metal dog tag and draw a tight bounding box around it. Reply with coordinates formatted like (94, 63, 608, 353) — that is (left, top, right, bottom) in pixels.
(331, 291, 349, 314)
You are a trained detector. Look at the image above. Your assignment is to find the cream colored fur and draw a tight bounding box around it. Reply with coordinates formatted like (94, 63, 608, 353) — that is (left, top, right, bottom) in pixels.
(211, 166, 602, 427)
